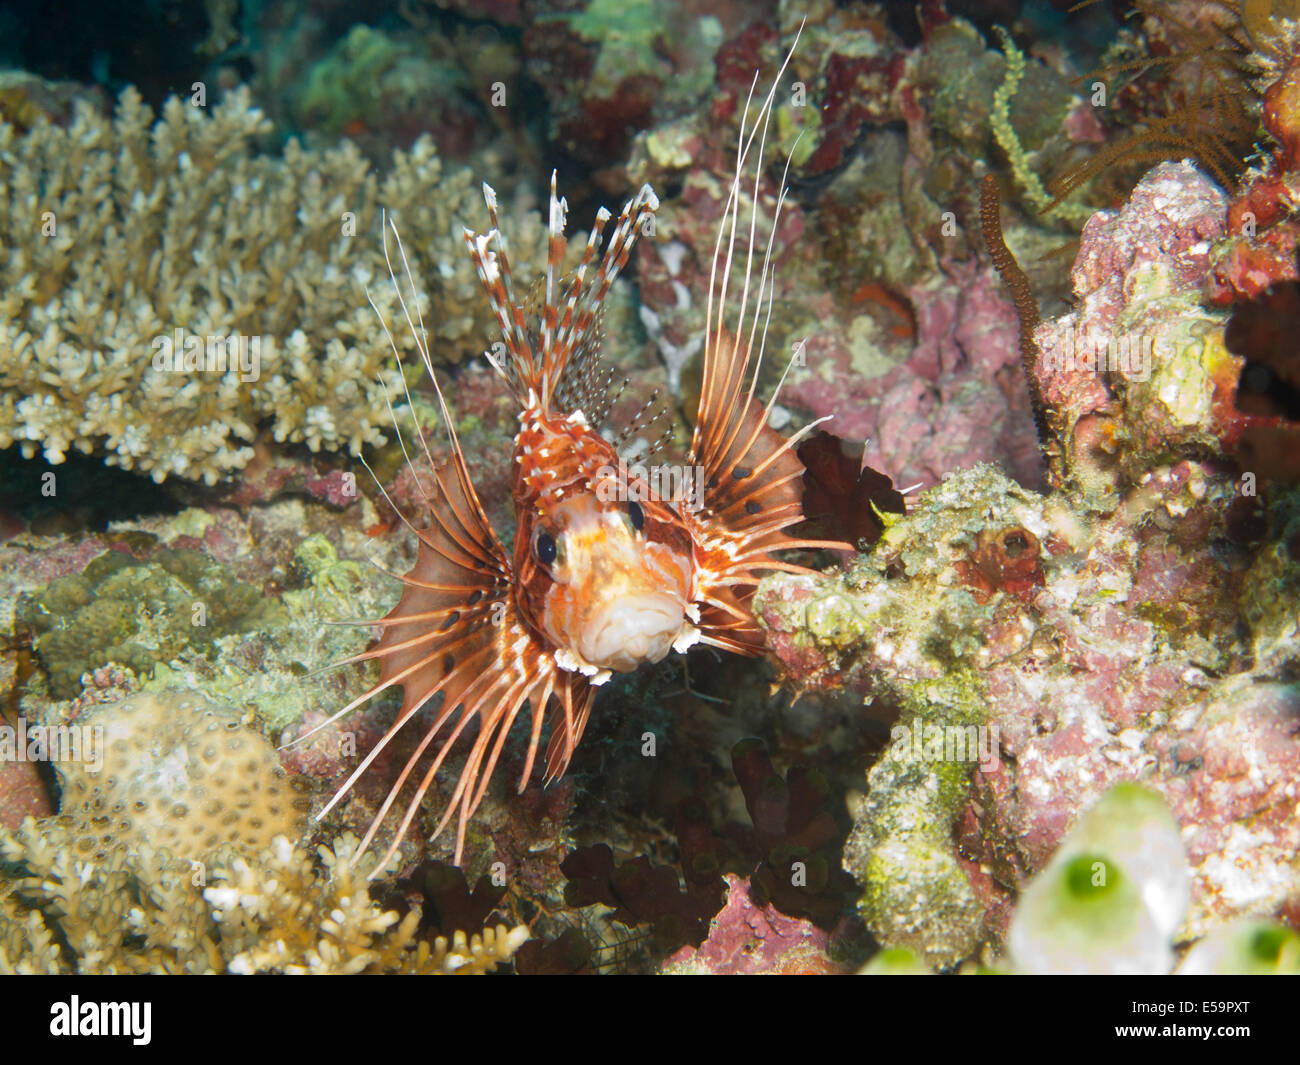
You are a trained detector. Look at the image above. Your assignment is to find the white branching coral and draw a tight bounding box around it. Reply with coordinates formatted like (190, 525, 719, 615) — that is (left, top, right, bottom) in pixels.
(207, 835, 531, 975)
(0, 86, 549, 483)
(0, 825, 528, 974)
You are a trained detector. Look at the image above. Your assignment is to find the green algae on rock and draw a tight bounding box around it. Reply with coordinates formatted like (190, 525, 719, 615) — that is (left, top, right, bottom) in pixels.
(842, 678, 989, 970)
(757, 451, 1300, 966)
(755, 463, 1055, 692)
(754, 464, 1053, 968)
(17, 547, 287, 700)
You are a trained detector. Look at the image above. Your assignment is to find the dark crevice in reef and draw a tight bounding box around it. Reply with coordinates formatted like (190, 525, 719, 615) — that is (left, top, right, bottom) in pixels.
(0, 448, 182, 535)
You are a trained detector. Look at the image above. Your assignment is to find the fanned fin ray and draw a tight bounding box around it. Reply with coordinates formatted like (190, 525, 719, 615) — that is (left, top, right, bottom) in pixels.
(688, 21, 850, 655)
(463, 178, 659, 415)
(320, 215, 591, 873)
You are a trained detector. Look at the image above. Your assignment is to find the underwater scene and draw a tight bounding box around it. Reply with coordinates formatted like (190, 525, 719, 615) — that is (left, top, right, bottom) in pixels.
(0, 0, 1298, 982)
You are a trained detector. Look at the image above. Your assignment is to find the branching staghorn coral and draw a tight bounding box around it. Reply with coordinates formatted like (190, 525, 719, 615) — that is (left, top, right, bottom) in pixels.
(0, 823, 528, 974)
(0, 86, 550, 483)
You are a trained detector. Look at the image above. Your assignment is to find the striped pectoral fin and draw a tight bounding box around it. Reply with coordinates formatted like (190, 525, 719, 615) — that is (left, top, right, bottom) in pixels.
(328, 449, 531, 866)
(690, 395, 852, 659)
(694, 585, 768, 657)
(413, 616, 593, 865)
(346, 537, 598, 865)
(367, 447, 512, 705)
(368, 542, 507, 716)
(350, 556, 570, 869)
(697, 393, 812, 549)
(542, 670, 596, 785)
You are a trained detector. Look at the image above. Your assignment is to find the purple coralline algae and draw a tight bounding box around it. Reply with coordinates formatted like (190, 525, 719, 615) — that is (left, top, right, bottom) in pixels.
(756, 158, 1300, 968)
(662, 873, 845, 975)
(1032, 162, 1254, 497)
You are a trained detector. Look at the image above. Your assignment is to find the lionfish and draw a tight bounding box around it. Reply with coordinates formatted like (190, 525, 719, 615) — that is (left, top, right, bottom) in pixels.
(316, 30, 842, 872)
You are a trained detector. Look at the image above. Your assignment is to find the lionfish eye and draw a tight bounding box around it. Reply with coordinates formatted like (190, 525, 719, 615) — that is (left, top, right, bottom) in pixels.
(627, 498, 645, 532)
(534, 529, 558, 566)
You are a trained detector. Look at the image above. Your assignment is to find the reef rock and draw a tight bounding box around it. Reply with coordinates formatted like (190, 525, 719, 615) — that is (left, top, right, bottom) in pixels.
(757, 456, 1300, 965)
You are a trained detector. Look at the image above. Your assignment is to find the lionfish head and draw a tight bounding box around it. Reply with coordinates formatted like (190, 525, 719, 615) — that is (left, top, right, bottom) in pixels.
(513, 411, 698, 679)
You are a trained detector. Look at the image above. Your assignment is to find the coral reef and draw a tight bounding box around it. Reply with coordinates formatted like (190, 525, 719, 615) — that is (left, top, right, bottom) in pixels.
(3, 0, 1300, 979)
(1050, 0, 1263, 209)
(0, 87, 550, 483)
(17, 546, 285, 699)
(0, 827, 528, 974)
(0, 491, 401, 729)
(990, 27, 1094, 226)
(1032, 162, 1246, 498)
(523, 0, 739, 176)
(625, 9, 1066, 490)
(662, 873, 845, 975)
(861, 784, 1300, 975)
(48, 689, 307, 865)
(292, 24, 479, 154)
(759, 446, 1300, 965)
(760, 444, 1300, 962)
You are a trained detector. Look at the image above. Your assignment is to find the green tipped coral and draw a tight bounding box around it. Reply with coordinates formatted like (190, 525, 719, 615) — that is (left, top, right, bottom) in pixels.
(1044, 782, 1189, 940)
(1008, 851, 1171, 975)
(0, 85, 550, 482)
(1005, 785, 1187, 975)
(1004, 785, 1299, 975)
(1177, 920, 1300, 975)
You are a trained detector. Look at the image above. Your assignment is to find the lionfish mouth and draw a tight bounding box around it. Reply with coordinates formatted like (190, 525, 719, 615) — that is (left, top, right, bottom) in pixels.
(540, 500, 697, 678)
(573, 591, 694, 675)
